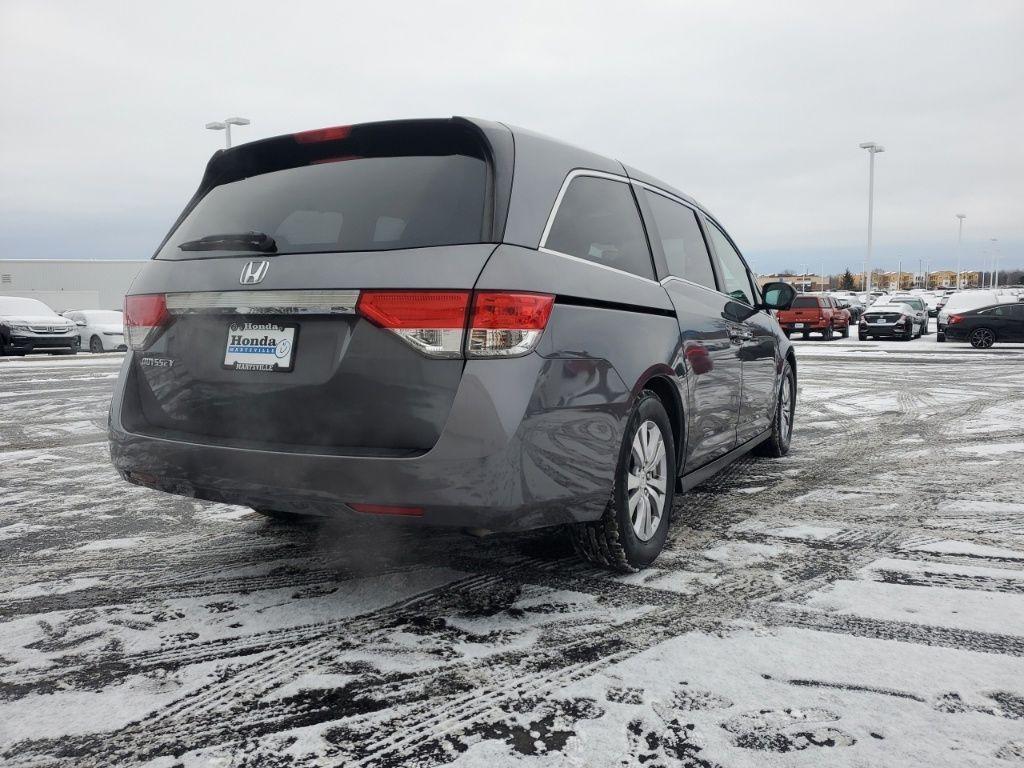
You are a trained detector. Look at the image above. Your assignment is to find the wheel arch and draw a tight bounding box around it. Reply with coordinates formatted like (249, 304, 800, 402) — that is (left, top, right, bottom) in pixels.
(634, 369, 685, 475)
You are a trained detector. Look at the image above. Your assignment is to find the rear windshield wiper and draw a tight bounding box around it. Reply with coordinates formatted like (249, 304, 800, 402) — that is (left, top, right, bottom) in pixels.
(178, 232, 277, 253)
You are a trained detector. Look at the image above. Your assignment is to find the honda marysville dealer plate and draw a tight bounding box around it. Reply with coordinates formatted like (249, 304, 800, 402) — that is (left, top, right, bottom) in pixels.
(223, 322, 297, 372)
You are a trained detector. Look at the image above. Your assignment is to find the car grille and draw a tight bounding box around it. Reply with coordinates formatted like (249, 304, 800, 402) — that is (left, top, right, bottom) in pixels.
(28, 325, 72, 334)
(867, 313, 900, 323)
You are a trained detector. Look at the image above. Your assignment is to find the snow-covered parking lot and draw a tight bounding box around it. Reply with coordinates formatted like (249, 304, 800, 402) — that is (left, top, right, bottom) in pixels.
(2, 347, 1024, 767)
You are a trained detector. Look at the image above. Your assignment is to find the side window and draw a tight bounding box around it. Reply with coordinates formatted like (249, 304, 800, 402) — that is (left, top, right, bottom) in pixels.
(544, 175, 655, 280)
(643, 190, 717, 290)
(706, 220, 755, 305)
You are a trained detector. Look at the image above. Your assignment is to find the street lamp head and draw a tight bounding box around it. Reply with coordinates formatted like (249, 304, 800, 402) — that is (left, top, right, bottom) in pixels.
(205, 121, 226, 131)
(859, 142, 884, 153)
(225, 117, 251, 126)
(956, 214, 966, 220)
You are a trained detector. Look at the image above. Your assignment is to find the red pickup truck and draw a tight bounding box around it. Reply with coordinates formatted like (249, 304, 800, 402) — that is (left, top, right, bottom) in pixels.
(777, 294, 851, 340)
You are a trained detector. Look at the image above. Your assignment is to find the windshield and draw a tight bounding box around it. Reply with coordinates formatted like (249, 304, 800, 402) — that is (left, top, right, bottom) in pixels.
(157, 154, 488, 260)
(0, 297, 57, 316)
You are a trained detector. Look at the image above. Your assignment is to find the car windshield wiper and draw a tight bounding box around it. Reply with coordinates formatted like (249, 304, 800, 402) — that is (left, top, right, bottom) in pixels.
(178, 232, 277, 253)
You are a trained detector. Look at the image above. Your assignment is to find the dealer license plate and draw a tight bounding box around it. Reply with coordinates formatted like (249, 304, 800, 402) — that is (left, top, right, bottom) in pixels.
(223, 322, 297, 372)
(792, 323, 804, 329)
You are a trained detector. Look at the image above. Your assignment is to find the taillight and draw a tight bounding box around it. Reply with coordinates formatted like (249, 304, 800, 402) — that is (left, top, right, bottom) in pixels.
(293, 125, 352, 144)
(355, 290, 555, 359)
(124, 294, 171, 350)
(467, 291, 554, 358)
(356, 290, 470, 358)
(948, 314, 964, 324)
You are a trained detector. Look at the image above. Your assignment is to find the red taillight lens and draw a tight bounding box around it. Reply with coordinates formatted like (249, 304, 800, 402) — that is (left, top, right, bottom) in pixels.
(470, 292, 554, 330)
(124, 294, 171, 350)
(293, 125, 352, 144)
(357, 290, 470, 358)
(357, 290, 470, 329)
(948, 314, 963, 324)
(355, 290, 555, 359)
(467, 292, 554, 358)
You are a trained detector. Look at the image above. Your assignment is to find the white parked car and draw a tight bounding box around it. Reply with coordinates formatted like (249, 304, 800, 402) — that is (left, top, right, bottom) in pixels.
(62, 309, 126, 353)
(0, 296, 80, 355)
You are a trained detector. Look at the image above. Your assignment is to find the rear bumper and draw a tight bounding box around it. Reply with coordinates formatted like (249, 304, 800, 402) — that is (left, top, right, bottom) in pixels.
(942, 326, 970, 341)
(109, 353, 629, 531)
(859, 324, 907, 337)
(781, 320, 829, 331)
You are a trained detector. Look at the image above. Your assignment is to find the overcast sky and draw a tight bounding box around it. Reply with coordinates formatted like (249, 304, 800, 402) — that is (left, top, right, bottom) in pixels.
(2, 0, 1021, 275)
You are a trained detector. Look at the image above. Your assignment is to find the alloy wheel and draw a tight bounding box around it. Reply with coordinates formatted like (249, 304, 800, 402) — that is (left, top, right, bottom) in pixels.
(970, 328, 995, 349)
(627, 420, 668, 542)
(780, 374, 793, 444)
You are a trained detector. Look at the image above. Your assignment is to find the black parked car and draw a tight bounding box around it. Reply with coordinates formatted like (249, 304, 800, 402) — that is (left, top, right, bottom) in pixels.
(943, 302, 1024, 347)
(110, 118, 797, 571)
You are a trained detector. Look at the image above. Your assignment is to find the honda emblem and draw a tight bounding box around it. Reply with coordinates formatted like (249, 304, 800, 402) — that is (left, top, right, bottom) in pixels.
(240, 260, 269, 285)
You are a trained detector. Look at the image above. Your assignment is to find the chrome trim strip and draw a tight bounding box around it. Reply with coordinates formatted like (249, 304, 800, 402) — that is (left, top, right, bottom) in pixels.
(659, 275, 726, 297)
(165, 289, 360, 315)
(538, 247, 660, 285)
(632, 180, 704, 215)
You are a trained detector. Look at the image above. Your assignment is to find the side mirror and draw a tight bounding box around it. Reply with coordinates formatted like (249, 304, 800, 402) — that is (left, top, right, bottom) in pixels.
(761, 281, 797, 311)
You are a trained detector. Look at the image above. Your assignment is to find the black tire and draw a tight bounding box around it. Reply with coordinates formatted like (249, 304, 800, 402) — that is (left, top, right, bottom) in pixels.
(840, 323, 849, 338)
(89, 335, 103, 353)
(970, 327, 996, 349)
(801, 331, 810, 340)
(822, 324, 834, 341)
(755, 359, 795, 458)
(903, 326, 914, 341)
(937, 332, 945, 342)
(570, 390, 676, 572)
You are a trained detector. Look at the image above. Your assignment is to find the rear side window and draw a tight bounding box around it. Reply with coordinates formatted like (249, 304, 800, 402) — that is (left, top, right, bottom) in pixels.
(544, 176, 654, 280)
(791, 297, 820, 309)
(643, 190, 716, 290)
(157, 128, 489, 259)
(706, 221, 755, 305)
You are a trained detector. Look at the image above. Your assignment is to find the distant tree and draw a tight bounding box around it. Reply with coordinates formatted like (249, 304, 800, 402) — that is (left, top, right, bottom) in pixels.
(840, 268, 855, 290)
(780, 269, 795, 276)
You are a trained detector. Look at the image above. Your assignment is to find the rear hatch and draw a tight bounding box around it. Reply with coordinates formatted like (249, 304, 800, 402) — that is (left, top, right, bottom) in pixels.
(865, 308, 903, 325)
(778, 296, 822, 324)
(122, 119, 508, 455)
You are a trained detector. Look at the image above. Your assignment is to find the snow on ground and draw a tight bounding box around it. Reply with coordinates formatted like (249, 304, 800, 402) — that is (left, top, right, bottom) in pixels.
(1, 347, 1023, 767)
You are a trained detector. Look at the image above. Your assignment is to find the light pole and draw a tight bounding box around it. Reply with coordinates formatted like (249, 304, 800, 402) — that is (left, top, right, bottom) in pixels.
(205, 116, 251, 148)
(859, 142, 885, 294)
(955, 214, 966, 290)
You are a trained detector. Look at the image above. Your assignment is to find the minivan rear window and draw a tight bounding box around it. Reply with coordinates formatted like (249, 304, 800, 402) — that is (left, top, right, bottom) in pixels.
(790, 297, 820, 309)
(156, 129, 489, 260)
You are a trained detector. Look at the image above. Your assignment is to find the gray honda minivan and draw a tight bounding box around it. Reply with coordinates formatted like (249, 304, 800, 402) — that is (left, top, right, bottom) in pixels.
(109, 118, 797, 571)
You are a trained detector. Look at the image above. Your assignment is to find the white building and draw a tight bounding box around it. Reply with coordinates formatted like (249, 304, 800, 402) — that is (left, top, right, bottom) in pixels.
(0, 259, 146, 312)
